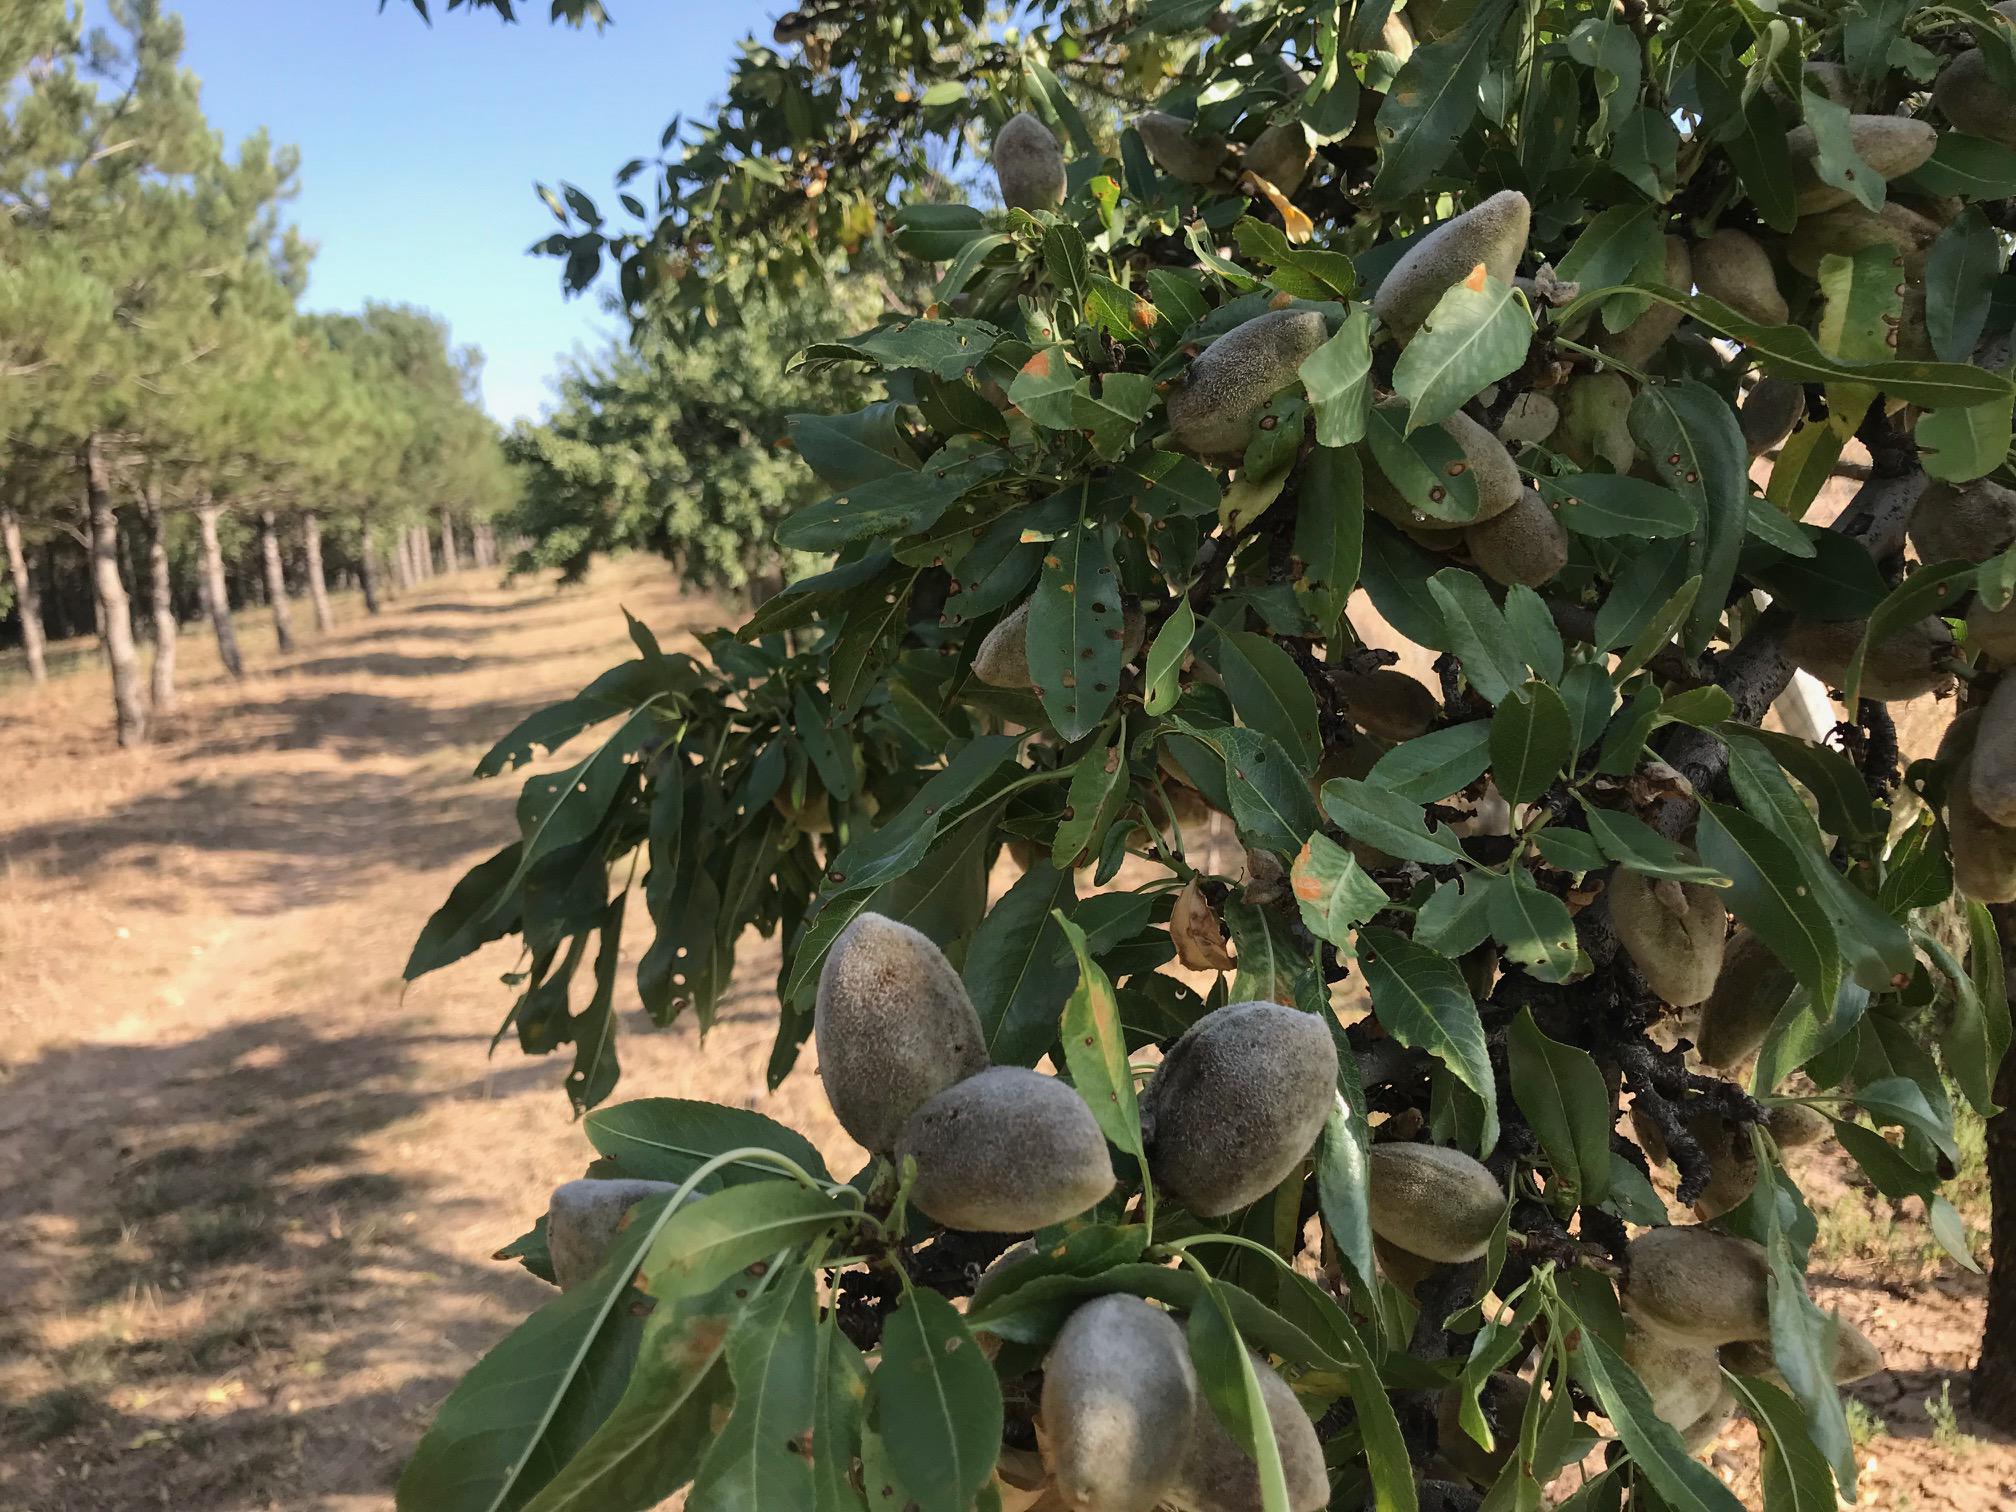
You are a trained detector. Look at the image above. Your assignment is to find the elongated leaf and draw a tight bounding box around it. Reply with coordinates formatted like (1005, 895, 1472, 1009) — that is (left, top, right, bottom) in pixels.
(585, 1099, 833, 1189)
(1293, 446, 1364, 637)
(1174, 721, 1326, 857)
(812, 1315, 869, 1512)
(689, 1265, 821, 1512)
(1361, 521, 1452, 647)
(1368, 720, 1494, 803)
(1187, 1281, 1293, 1512)
(1727, 1376, 1838, 1512)
(1143, 598, 1195, 716)
(1508, 1009, 1611, 1205)
(1393, 272, 1534, 429)
(1317, 1099, 1378, 1297)
(967, 861, 1078, 1067)
(1029, 516, 1125, 740)
(1321, 777, 1471, 865)
(821, 735, 1018, 894)
(1490, 681, 1573, 806)
(1292, 833, 1389, 948)
(1371, 0, 1516, 200)
(1367, 402, 1482, 523)
(1487, 868, 1581, 985)
(1427, 568, 1524, 703)
(517, 1184, 850, 1512)
(1539, 472, 1696, 539)
(1301, 305, 1374, 446)
(1627, 383, 1746, 656)
(1201, 626, 1322, 771)
(1571, 1328, 1747, 1512)
(1580, 803, 1728, 883)
(1761, 1170, 1857, 1499)
(875, 1288, 1003, 1512)
(1057, 912, 1147, 1166)
(1698, 802, 1841, 1026)
(395, 1192, 682, 1512)
(1359, 926, 1498, 1154)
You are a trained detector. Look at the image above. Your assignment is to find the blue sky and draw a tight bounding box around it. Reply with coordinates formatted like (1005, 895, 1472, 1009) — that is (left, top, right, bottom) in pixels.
(152, 1, 766, 424)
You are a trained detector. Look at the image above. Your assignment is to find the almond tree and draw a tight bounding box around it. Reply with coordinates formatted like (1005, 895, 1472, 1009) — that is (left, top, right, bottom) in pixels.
(405, 2, 2016, 1506)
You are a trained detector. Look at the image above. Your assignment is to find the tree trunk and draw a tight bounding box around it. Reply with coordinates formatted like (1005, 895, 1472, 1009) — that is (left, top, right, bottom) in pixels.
(84, 437, 146, 747)
(302, 511, 334, 632)
(140, 489, 176, 713)
(471, 521, 492, 569)
(259, 509, 295, 654)
(440, 509, 460, 573)
(413, 523, 434, 579)
(197, 500, 245, 678)
(1974, 905, 2016, 1430)
(359, 528, 383, 614)
(393, 528, 415, 590)
(1, 504, 48, 682)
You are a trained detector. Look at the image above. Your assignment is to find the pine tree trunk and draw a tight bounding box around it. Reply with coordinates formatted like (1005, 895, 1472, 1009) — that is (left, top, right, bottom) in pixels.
(140, 489, 176, 713)
(85, 437, 146, 747)
(1, 504, 48, 682)
(197, 500, 245, 678)
(259, 509, 295, 654)
(394, 529, 415, 590)
(414, 523, 434, 579)
(302, 511, 334, 632)
(471, 521, 492, 569)
(359, 527, 383, 614)
(440, 509, 460, 573)
(1974, 905, 2016, 1431)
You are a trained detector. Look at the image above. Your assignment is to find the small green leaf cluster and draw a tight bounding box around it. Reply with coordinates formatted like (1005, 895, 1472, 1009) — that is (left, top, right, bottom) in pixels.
(404, 2, 2016, 1509)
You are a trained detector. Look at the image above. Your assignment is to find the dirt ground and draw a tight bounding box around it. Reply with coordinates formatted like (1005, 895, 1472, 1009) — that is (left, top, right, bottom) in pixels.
(0, 555, 2010, 1510)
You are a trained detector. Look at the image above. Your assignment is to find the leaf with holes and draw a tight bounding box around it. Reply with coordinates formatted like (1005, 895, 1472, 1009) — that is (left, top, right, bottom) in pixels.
(1028, 519, 1126, 740)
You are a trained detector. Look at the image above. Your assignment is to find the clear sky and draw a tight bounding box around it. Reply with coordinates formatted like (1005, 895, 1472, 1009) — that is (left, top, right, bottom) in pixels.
(145, 1, 769, 425)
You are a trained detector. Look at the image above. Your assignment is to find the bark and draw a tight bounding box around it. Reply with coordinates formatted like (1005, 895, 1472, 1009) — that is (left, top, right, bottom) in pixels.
(84, 437, 146, 746)
(440, 508, 460, 573)
(1975, 907, 2016, 1430)
(259, 509, 295, 654)
(196, 501, 245, 678)
(302, 511, 334, 632)
(140, 488, 176, 713)
(414, 523, 435, 579)
(1, 504, 48, 682)
(472, 521, 494, 569)
(359, 527, 383, 614)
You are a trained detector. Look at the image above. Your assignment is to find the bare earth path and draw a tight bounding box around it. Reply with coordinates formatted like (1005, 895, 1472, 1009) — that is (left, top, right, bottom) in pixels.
(4, 558, 2015, 1511)
(0, 560, 859, 1512)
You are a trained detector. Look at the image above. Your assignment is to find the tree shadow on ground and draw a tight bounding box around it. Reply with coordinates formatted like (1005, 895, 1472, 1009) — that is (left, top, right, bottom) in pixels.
(0, 1012, 551, 1512)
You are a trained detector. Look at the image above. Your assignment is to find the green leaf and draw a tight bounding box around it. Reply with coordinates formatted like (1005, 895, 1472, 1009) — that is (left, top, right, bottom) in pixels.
(1490, 681, 1573, 806)
(874, 1288, 1004, 1512)
(407, 841, 526, 980)
(1555, 205, 1663, 324)
(1029, 516, 1125, 740)
(1053, 728, 1131, 869)
(1931, 210, 2001, 365)
(967, 862, 1078, 1067)
(812, 1313, 870, 1512)
(1840, 555, 1986, 706)
(1539, 472, 1696, 539)
(793, 318, 1004, 380)
(1802, 89, 1884, 213)
(1535, 829, 1606, 875)
(395, 1192, 679, 1512)
(1955, 902, 2012, 1115)
(1317, 1100, 1379, 1299)
(1722, 726, 1879, 842)
(1174, 721, 1327, 858)
(1627, 383, 1747, 656)
(1919, 397, 2015, 484)
(1300, 304, 1375, 446)
(778, 452, 1004, 551)
(1720, 88, 1798, 232)
(1901, 131, 2016, 199)
(1143, 599, 1194, 716)
(1697, 802, 1841, 1027)
(1507, 1010, 1611, 1205)
(787, 404, 919, 490)
(1580, 803, 1730, 883)
(1611, 574, 1700, 682)
(1559, 284, 2016, 410)
(1057, 912, 1148, 1167)
(1427, 568, 1524, 702)
(513, 1182, 849, 1512)
(1007, 345, 1078, 427)
(1726, 1376, 1839, 1512)
(1359, 926, 1499, 1154)
(1186, 1281, 1293, 1512)
(584, 1100, 833, 1190)
(689, 1265, 821, 1512)
(1361, 522, 1451, 647)
(1417, 874, 1498, 957)
(1370, 0, 1517, 200)
(1368, 720, 1494, 803)
(1487, 869, 1582, 985)
(1072, 372, 1157, 459)
(821, 735, 1018, 895)
(1292, 833, 1390, 948)
(1760, 1167, 1858, 1499)
(1503, 585, 1565, 685)
(1570, 1328, 1747, 1512)
(889, 204, 989, 262)
(1294, 446, 1365, 637)
(1200, 625, 1322, 771)
(1321, 777, 1472, 865)
(1367, 402, 1482, 522)
(1393, 273, 1534, 429)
